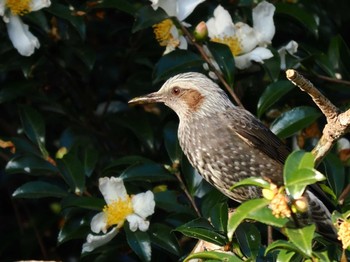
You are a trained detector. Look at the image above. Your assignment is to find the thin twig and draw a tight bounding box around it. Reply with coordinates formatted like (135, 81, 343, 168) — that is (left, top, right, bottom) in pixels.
(177, 20, 243, 107)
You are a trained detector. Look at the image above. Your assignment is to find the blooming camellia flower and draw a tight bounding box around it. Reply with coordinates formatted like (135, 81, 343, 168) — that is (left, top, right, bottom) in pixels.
(82, 177, 155, 253)
(206, 1, 275, 69)
(151, 0, 205, 54)
(0, 0, 51, 56)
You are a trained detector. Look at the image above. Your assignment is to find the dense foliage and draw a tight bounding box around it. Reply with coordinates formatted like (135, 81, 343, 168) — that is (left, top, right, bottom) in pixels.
(1, 0, 350, 261)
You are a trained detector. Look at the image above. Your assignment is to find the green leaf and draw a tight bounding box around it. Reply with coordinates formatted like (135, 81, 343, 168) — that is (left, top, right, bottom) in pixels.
(153, 50, 204, 83)
(247, 206, 288, 228)
(125, 224, 152, 262)
(120, 163, 176, 182)
(154, 190, 195, 215)
(133, 5, 168, 32)
(184, 251, 243, 262)
(163, 122, 182, 163)
(270, 106, 321, 139)
(283, 151, 325, 198)
(175, 218, 227, 246)
(95, 0, 137, 14)
(58, 217, 90, 244)
(61, 195, 105, 211)
(56, 151, 86, 194)
(262, 48, 281, 82)
(235, 223, 261, 259)
(5, 155, 58, 175)
(277, 250, 297, 262)
(265, 239, 301, 255)
(19, 105, 48, 157)
(0, 81, 35, 104)
(230, 177, 270, 191)
(47, 2, 86, 39)
(210, 202, 228, 232)
(82, 148, 98, 178)
(322, 153, 346, 198)
(257, 81, 294, 118)
(206, 42, 235, 87)
(12, 181, 67, 199)
(149, 223, 181, 255)
(73, 47, 96, 71)
(227, 198, 269, 241)
(276, 3, 318, 37)
(328, 35, 350, 79)
(285, 224, 315, 257)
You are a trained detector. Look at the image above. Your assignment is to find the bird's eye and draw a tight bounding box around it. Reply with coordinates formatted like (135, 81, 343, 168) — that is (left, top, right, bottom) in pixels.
(171, 86, 181, 96)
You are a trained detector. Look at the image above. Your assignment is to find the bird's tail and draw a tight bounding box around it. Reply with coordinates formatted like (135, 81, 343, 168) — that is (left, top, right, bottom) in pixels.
(304, 189, 337, 240)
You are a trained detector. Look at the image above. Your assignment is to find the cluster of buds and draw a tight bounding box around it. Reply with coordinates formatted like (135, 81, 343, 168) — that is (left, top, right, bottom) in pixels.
(336, 217, 350, 250)
(263, 184, 309, 219)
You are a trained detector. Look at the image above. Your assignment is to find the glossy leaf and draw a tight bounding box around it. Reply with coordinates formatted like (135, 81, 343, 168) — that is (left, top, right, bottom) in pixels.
(206, 42, 235, 87)
(235, 223, 261, 259)
(265, 240, 301, 255)
(95, 0, 137, 14)
(227, 198, 269, 241)
(276, 3, 318, 37)
(323, 153, 346, 198)
(262, 48, 281, 82)
(149, 223, 181, 255)
(328, 35, 350, 79)
(154, 190, 195, 215)
(270, 106, 321, 139)
(12, 181, 67, 199)
(210, 202, 228, 232)
(153, 50, 204, 83)
(61, 195, 105, 211)
(247, 206, 288, 228)
(19, 105, 48, 157)
(120, 163, 176, 182)
(125, 224, 152, 262)
(230, 177, 270, 191)
(56, 151, 86, 194)
(285, 224, 315, 257)
(176, 217, 227, 246)
(5, 155, 58, 175)
(257, 80, 294, 118)
(82, 148, 98, 178)
(184, 251, 243, 262)
(133, 5, 168, 32)
(58, 217, 90, 244)
(276, 250, 297, 262)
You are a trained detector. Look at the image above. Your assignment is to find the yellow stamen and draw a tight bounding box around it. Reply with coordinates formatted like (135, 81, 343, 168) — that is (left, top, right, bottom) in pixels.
(103, 195, 134, 228)
(337, 219, 350, 249)
(211, 36, 242, 56)
(6, 0, 32, 16)
(153, 19, 180, 48)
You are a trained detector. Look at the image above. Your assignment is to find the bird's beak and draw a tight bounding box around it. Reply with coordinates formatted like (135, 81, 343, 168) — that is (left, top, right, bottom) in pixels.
(128, 92, 163, 105)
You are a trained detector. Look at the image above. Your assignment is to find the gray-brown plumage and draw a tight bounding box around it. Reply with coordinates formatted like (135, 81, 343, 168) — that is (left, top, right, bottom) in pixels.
(129, 72, 335, 237)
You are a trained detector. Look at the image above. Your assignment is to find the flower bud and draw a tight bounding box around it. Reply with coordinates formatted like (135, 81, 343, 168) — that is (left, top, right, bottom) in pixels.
(293, 197, 309, 213)
(262, 188, 275, 200)
(56, 147, 68, 159)
(193, 21, 208, 42)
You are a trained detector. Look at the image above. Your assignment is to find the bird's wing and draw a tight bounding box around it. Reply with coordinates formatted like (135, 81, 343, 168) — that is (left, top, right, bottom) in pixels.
(221, 106, 290, 165)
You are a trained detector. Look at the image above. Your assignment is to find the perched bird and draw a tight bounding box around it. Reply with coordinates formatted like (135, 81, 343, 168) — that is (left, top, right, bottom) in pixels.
(129, 72, 335, 237)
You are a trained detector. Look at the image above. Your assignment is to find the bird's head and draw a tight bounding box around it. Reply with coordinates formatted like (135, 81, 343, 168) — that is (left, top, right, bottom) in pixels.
(128, 72, 233, 119)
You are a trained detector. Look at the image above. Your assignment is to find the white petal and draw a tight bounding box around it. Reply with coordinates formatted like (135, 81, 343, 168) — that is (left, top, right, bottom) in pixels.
(235, 47, 273, 69)
(126, 214, 150, 232)
(82, 227, 118, 253)
(0, 0, 5, 17)
(132, 191, 155, 219)
(6, 15, 40, 56)
(284, 40, 298, 55)
(207, 5, 235, 38)
(30, 0, 51, 11)
(178, 35, 188, 50)
(234, 22, 258, 53)
(252, 1, 275, 45)
(99, 177, 127, 204)
(278, 40, 298, 70)
(152, 0, 176, 16)
(90, 212, 107, 234)
(176, 0, 205, 21)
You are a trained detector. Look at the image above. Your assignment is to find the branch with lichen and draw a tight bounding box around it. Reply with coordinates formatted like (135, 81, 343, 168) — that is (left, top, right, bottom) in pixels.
(176, 19, 243, 108)
(286, 69, 350, 203)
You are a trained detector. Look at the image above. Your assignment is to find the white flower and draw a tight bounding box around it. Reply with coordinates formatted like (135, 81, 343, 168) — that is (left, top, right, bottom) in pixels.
(206, 1, 275, 69)
(0, 0, 51, 56)
(278, 40, 299, 70)
(151, 0, 205, 54)
(82, 177, 155, 254)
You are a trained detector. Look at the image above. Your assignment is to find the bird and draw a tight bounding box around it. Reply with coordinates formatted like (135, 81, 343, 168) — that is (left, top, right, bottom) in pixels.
(128, 72, 336, 238)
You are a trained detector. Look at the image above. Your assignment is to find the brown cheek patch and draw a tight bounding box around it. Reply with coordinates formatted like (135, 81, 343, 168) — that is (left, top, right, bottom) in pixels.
(182, 89, 204, 111)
